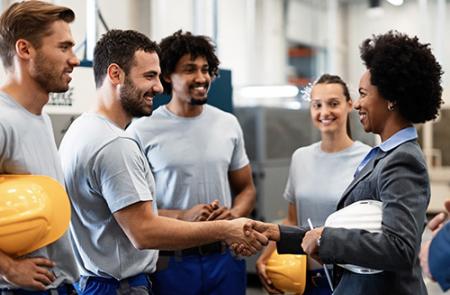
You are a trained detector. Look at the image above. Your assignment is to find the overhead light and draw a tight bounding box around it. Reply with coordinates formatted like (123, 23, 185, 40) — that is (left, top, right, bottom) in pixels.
(386, 0, 404, 6)
(238, 85, 299, 99)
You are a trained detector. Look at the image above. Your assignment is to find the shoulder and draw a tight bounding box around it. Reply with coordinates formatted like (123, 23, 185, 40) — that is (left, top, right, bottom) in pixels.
(292, 142, 320, 159)
(347, 141, 372, 157)
(206, 105, 238, 122)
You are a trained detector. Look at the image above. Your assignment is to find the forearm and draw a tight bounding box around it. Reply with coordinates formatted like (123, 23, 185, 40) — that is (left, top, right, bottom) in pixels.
(158, 209, 182, 219)
(129, 215, 228, 250)
(230, 186, 256, 217)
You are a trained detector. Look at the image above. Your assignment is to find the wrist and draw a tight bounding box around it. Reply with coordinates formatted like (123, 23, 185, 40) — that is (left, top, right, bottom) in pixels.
(0, 253, 13, 277)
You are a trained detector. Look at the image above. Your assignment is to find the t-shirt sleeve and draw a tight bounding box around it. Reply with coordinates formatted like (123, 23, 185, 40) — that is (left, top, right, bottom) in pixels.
(229, 118, 250, 171)
(0, 122, 10, 170)
(283, 153, 297, 203)
(91, 137, 154, 213)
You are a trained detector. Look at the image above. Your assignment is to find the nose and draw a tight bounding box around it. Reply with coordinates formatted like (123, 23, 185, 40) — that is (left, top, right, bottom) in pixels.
(194, 70, 208, 83)
(153, 79, 164, 95)
(354, 99, 361, 110)
(69, 53, 80, 67)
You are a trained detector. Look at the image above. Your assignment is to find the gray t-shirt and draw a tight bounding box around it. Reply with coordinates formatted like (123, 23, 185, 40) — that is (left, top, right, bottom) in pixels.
(284, 141, 371, 227)
(59, 113, 157, 279)
(0, 92, 79, 289)
(127, 105, 249, 210)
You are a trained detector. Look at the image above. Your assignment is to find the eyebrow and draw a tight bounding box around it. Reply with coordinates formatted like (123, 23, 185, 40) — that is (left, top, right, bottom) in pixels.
(59, 40, 75, 47)
(143, 70, 159, 76)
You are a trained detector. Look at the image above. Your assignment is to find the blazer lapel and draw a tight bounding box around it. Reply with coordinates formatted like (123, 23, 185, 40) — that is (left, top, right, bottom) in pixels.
(336, 149, 388, 209)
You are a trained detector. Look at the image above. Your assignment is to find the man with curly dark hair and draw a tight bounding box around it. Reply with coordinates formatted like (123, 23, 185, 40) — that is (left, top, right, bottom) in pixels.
(300, 30, 443, 294)
(128, 30, 256, 295)
(60, 29, 266, 295)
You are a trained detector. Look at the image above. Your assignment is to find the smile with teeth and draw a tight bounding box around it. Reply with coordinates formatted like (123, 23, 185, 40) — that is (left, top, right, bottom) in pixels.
(359, 113, 367, 121)
(320, 118, 335, 125)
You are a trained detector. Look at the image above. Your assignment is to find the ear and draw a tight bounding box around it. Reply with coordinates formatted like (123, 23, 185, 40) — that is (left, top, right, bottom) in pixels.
(163, 75, 171, 84)
(347, 99, 353, 111)
(107, 63, 123, 86)
(15, 39, 33, 60)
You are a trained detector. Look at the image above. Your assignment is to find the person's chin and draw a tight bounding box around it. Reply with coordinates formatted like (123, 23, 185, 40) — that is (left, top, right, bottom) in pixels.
(190, 97, 208, 105)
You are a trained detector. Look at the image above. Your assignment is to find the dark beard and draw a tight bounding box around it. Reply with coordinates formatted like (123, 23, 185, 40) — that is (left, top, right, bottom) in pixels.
(120, 77, 152, 118)
(188, 82, 209, 105)
(190, 97, 208, 105)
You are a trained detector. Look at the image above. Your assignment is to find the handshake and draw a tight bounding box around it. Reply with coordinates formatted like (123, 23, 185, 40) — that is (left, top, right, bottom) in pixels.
(222, 218, 281, 256)
(222, 218, 323, 257)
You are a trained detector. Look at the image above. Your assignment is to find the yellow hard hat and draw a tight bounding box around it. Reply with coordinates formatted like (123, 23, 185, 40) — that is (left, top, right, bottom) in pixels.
(0, 175, 71, 257)
(266, 249, 307, 295)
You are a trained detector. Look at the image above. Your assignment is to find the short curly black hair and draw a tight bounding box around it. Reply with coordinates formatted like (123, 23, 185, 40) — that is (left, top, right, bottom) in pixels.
(159, 30, 220, 95)
(93, 29, 159, 88)
(360, 30, 443, 123)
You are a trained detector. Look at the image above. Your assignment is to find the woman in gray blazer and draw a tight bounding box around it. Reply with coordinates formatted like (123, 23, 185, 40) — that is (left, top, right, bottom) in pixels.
(296, 31, 443, 295)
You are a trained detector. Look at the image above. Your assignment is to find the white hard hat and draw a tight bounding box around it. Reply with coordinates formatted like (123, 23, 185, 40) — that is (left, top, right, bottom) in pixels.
(324, 200, 383, 274)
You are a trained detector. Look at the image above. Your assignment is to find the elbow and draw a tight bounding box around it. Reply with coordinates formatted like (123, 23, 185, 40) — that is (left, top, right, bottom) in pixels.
(389, 241, 416, 270)
(128, 233, 149, 250)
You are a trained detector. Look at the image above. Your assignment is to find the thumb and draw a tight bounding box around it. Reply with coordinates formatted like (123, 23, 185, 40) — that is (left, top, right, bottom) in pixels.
(210, 199, 220, 209)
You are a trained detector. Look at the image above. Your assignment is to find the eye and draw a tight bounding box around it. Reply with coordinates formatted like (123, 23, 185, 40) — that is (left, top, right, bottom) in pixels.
(312, 102, 321, 109)
(330, 101, 339, 108)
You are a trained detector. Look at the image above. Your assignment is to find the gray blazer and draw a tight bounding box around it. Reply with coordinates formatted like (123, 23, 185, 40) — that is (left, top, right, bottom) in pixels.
(278, 139, 429, 295)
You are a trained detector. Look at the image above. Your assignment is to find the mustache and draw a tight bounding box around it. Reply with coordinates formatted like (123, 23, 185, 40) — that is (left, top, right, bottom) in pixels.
(143, 91, 158, 97)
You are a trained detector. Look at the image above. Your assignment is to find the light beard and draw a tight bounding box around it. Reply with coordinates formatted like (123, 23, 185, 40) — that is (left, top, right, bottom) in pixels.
(33, 51, 69, 93)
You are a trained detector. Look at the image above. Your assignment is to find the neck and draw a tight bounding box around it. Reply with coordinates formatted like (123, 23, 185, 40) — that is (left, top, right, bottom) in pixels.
(380, 115, 412, 142)
(93, 86, 131, 129)
(320, 129, 354, 153)
(166, 95, 204, 117)
(0, 72, 49, 115)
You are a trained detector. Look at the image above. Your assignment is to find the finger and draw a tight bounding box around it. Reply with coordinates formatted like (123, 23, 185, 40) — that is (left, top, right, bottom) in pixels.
(243, 221, 255, 236)
(36, 267, 56, 282)
(33, 272, 54, 286)
(29, 280, 47, 291)
(210, 199, 220, 209)
(253, 231, 269, 246)
(206, 207, 225, 221)
(428, 212, 446, 231)
(258, 271, 283, 294)
(31, 257, 55, 268)
(212, 210, 232, 221)
(444, 200, 450, 213)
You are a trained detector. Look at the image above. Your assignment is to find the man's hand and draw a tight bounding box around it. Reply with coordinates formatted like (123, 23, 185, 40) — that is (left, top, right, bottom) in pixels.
(302, 227, 324, 262)
(229, 220, 280, 256)
(206, 205, 237, 221)
(243, 220, 280, 241)
(419, 240, 432, 279)
(1, 256, 56, 290)
(179, 200, 220, 221)
(224, 218, 269, 256)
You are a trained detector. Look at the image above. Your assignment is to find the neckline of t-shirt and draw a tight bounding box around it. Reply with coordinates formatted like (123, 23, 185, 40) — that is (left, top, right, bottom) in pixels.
(84, 112, 125, 131)
(0, 91, 45, 120)
(315, 141, 360, 156)
(162, 104, 207, 121)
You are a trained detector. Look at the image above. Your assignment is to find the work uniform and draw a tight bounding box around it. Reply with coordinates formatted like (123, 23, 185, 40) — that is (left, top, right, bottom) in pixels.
(60, 113, 158, 295)
(0, 92, 78, 295)
(128, 105, 249, 295)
